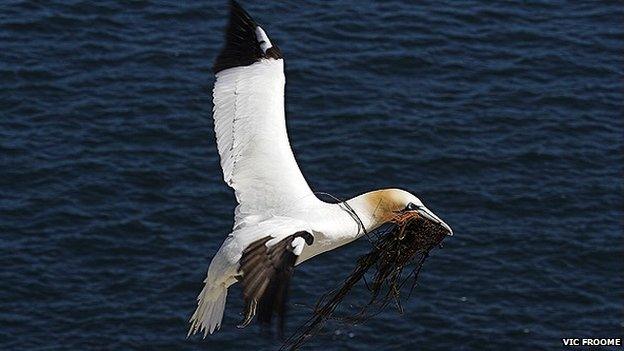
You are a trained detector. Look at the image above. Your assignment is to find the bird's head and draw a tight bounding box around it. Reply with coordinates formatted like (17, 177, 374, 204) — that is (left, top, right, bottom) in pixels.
(349, 188, 453, 236)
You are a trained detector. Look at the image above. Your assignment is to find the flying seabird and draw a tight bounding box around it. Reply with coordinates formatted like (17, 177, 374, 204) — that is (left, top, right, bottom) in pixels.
(188, 1, 453, 337)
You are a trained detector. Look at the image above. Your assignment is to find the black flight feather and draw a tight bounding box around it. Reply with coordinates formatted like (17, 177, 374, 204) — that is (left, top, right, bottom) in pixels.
(213, 0, 283, 74)
(237, 231, 313, 336)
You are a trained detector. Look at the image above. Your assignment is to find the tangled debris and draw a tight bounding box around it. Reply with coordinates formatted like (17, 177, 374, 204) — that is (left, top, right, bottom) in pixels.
(282, 211, 450, 350)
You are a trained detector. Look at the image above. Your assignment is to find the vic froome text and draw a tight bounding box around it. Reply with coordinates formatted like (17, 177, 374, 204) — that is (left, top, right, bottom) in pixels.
(562, 338, 621, 347)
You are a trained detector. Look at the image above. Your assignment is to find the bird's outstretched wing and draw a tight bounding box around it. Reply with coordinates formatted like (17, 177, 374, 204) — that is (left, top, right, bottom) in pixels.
(237, 230, 314, 335)
(212, 1, 316, 229)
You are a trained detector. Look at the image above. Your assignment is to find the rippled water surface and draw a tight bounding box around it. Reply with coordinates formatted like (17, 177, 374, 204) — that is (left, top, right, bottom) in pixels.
(1, 1, 623, 350)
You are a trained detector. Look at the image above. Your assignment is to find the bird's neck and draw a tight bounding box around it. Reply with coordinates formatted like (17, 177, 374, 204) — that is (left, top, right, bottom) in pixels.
(340, 191, 397, 237)
(294, 191, 400, 264)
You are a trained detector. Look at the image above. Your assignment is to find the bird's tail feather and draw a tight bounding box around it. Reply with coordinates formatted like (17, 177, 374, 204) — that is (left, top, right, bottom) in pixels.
(188, 280, 228, 337)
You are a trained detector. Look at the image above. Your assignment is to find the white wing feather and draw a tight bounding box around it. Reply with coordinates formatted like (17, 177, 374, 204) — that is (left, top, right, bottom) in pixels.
(213, 58, 316, 228)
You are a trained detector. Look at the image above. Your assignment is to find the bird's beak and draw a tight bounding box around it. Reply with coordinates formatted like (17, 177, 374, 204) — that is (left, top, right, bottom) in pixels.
(415, 205, 453, 236)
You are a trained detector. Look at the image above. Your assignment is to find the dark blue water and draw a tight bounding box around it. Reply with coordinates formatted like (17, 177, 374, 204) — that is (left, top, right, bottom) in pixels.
(1, 1, 622, 350)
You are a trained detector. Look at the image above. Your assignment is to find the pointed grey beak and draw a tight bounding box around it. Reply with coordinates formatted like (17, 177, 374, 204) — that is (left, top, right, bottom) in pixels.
(416, 205, 453, 236)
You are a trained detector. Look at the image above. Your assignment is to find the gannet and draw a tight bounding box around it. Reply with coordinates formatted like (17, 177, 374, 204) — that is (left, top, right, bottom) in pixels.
(188, 0, 453, 337)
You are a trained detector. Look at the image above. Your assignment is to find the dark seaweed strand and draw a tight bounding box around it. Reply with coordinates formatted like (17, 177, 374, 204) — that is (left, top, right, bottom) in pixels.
(281, 229, 396, 350)
(278, 223, 409, 349)
(358, 219, 435, 313)
(281, 216, 448, 351)
(280, 249, 381, 351)
(336, 249, 432, 327)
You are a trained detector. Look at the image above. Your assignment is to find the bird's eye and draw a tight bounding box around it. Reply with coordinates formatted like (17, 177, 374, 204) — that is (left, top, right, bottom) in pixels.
(405, 202, 417, 211)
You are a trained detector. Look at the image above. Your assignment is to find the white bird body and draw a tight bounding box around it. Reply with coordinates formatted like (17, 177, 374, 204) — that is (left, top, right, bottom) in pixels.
(209, 200, 372, 285)
(188, 1, 452, 337)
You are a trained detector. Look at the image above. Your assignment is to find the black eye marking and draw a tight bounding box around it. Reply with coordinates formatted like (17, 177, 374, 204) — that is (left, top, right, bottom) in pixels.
(405, 202, 417, 211)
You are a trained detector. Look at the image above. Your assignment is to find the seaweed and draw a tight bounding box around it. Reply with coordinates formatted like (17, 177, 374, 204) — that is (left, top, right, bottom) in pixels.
(282, 211, 449, 350)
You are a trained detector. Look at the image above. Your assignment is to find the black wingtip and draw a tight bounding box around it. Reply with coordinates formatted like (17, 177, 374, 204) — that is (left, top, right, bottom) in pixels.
(229, 0, 257, 27)
(213, 1, 283, 74)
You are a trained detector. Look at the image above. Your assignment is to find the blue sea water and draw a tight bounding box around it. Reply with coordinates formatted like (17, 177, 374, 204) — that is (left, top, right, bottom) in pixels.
(1, 1, 622, 350)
